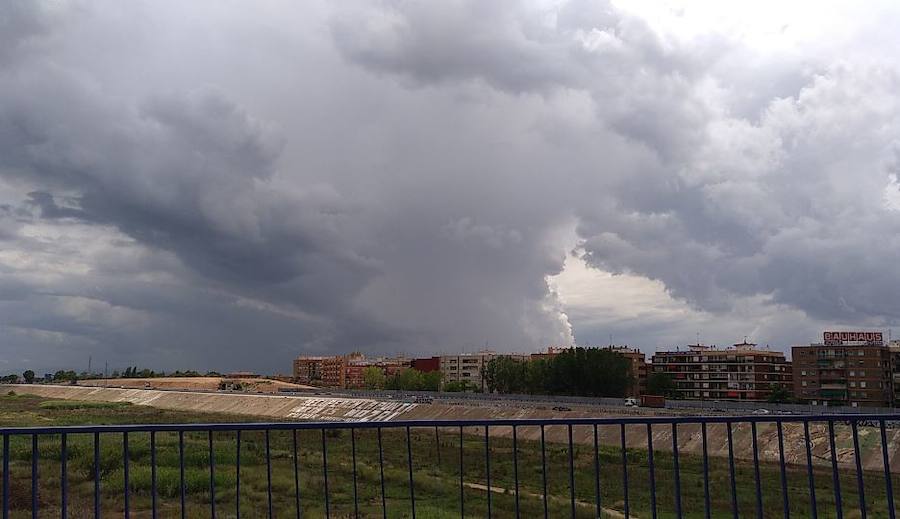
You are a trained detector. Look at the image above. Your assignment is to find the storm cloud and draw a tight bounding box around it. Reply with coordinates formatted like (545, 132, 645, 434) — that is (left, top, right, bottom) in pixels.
(2, 0, 900, 373)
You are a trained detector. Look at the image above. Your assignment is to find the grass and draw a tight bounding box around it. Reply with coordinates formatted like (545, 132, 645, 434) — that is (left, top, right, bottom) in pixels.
(37, 400, 132, 410)
(0, 394, 897, 518)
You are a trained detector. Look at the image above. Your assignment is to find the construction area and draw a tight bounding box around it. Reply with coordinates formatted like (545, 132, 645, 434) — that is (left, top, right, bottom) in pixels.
(7, 383, 900, 475)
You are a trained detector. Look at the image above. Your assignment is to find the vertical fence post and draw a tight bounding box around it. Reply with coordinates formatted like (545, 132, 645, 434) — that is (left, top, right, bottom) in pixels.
(150, 431, 157, 519)
(621, 423, 629, 519)
(235, 430, 240, 519)
(435, 426, 441, 466)
(351, 428, 359, 519)
(851, 420, 866, 519)
(647, 423, 657, 519)
(209, 430, 216, 519)
(568, 424, 575, 519)
(541, 425, 549, 519)
(292, 429, 301, 519)
(407, 426, 416, 519)
(513, 425, 520, 519)
(804, 421, 818, 519)
(828, 420, 843, 519)
(379, 427, 387, 519)
(93, 432, 100, 519)
(881, 419, 896, 519)
(267, 430, 275, 519)
(123, 432, 129, 519)
(776, 422, 789, 519)
(701, 422, 710, 519)
(321, 429, 330, 519)
(727, 422, 738, 519)
(180, 431, 186, 519)
(61, 433, 67, 519)
(458, 426, 463, 519)
(3, 434, 8, 519)
(672, 423, 682, 519)
(593, 424, 601, 519)
(751, 421, 762, 519)
(31, 434, 37, 519)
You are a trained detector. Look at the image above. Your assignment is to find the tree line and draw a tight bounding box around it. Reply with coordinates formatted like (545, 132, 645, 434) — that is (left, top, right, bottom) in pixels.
(362, 367, 442, 391)
(482, 347, 634, 397)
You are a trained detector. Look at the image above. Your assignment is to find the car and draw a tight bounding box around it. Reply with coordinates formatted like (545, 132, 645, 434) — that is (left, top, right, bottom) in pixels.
(552, 406, 572, 411)
(624, 397, 638, 407)
(752, 408, 771, 415)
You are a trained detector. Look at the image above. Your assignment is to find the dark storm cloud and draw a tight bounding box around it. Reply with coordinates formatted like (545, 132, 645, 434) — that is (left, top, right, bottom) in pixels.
(2, 0, 900, 372)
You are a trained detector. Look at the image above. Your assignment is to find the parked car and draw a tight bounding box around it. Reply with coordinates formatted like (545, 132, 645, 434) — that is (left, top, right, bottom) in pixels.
(624, 397, 638, 407)
(552, 406, 572, 411)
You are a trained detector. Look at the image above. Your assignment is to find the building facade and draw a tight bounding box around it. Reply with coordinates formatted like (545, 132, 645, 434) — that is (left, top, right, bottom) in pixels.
(793, 332, 893, 407)
(651, 342, 791, 401)
(292, 356, 327, 385)
(440, 351, 528, 391)
(410, 357, 441, 373)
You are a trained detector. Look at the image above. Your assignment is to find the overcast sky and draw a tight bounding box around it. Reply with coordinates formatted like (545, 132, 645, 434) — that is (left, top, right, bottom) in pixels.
(3, 0, 900, 374)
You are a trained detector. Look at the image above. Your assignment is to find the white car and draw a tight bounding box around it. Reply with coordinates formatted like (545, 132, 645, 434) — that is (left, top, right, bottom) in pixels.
(624, 397, 638, 407)
(752, 408, 771, 415)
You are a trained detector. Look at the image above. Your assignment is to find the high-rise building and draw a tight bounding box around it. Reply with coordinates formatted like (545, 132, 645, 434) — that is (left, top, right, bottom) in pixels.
(793, 331, 893, 407)
(651, 341, 791, 401)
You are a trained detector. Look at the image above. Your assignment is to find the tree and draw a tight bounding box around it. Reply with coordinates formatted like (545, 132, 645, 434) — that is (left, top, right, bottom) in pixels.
(362, 366, 386, 390)
(767, 384, 792, 404)
(443, 380, 472, 392)
(22, 370, 35, 384)
(394, 368, 425, 390)
(647, 373, 676, 397)
(422, 371, 442, 391)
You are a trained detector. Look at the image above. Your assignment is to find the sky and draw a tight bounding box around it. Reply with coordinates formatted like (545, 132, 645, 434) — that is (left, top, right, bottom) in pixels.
(3, 0, 900, 374)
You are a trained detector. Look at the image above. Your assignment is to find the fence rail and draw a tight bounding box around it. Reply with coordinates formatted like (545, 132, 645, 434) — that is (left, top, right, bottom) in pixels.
(3, 414, 900, 518)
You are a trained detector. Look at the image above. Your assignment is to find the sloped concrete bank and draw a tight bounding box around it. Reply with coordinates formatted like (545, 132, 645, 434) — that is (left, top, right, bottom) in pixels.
(7, 384, 416, 422)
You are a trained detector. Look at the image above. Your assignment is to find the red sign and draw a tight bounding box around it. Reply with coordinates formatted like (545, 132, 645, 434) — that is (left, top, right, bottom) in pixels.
(823, 331, 883, 345)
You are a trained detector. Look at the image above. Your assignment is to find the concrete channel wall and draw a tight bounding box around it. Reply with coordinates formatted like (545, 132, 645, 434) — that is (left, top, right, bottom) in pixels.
(6, 384, 417, 422)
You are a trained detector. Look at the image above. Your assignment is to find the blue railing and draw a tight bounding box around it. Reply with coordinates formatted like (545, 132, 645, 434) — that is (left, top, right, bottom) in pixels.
(2, 415, 899, 518)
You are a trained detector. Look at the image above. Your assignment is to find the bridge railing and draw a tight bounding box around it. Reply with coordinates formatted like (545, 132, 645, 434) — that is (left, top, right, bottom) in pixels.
(2, 415, 899, 518)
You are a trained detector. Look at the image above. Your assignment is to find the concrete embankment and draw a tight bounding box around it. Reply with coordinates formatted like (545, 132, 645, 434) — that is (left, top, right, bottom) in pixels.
(7, 384, 416, 422)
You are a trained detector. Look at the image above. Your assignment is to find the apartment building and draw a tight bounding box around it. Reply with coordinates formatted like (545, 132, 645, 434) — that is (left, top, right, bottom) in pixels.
(440, 351, 528, 391)
(891, 340, 900, 405)
(292, 356, 327, 385)
(651, 341, 791, 401)
(344, 357, 409, 389)
(293, 353, 411, 389)
(603, 346, 649, 396)
(793, 332, 893, 407)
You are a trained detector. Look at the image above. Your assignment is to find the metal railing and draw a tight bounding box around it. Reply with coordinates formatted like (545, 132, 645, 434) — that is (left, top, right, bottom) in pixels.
(2, 414, 899, 518)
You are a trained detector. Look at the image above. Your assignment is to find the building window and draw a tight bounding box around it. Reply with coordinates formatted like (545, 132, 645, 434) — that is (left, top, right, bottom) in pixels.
(860, 382, 867, 388)
(801, 370, 807, 376)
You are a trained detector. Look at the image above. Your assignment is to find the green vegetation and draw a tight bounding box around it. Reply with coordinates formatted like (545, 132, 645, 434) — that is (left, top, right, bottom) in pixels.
(385, 368, 442, 392)
(647, 372, 677, 398)
(482, 347, 632, 397)
(22, 371, 35, 384)
(0, 394, 896, 518)
(768, 384, 793, 403)
(363, 366, 386, 389)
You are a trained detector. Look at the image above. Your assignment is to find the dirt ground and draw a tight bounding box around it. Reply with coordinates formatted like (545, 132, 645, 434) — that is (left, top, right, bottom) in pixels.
(78, 376, 314, 393)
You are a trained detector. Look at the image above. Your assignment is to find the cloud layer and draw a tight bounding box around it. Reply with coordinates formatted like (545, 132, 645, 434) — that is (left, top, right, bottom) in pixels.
(2, 0, 900, 372)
